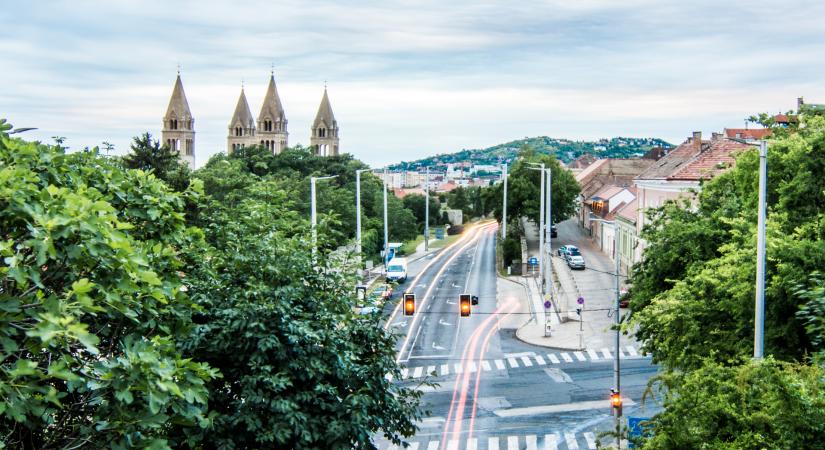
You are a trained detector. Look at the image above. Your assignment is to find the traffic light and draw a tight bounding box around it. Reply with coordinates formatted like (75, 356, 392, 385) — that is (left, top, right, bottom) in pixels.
(460, 294, 471, 317)
(404, 293, 415, 316)
(610, 389, 623, 416)
(355, 285, 367, 301)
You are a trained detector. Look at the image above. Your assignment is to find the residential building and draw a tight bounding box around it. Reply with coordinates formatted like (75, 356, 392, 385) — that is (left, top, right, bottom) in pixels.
(575, 158, 654, 233)
(614, 198, 640, 277)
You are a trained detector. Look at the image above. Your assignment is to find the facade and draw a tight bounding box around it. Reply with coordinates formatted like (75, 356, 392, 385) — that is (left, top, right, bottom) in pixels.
(575, 158, 654, 232)
(310, 88, 340, 156)
(257, 75, 288, 153)
(614, 198, 640, 277)
(161, 75, 195, 168)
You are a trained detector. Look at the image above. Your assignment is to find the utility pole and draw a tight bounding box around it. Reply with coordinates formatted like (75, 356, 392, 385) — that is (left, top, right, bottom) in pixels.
(754, 140, 768, 359)
(527, 163, 546, 291)
(355, 169, 369, 257)
(383, 168, 390, 271)
(310, 175, 337, 255)
(424, 167, 430, 252)
(502, 164, 508, 238)
(544, 168, 553, 300)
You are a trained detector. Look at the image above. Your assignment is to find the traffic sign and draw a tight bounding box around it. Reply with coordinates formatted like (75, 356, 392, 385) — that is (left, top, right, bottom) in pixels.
(528, 257, 538, 265)
(543, 300, 552, 309)
(577, 297, 585, 305)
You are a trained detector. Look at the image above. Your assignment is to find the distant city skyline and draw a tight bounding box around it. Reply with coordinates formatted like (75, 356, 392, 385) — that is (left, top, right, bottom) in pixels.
(2, 0, 824, 167)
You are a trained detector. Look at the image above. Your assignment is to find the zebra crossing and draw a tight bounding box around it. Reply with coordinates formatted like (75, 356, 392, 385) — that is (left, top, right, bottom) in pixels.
(376, 430, 611, 450)
(399, 345, 645, 381)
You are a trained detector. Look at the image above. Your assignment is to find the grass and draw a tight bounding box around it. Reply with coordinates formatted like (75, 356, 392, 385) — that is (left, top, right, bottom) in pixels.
(397, 234, 424, 256)
(429, 232, 462, 250)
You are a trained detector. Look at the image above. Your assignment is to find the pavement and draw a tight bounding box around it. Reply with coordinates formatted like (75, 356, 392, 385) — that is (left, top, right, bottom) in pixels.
(511, 218, 638, 352)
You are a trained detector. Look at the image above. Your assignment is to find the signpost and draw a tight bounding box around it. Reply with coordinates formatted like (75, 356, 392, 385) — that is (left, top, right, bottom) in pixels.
(528, 257, 538, 265)
(543, 300, 552, 309)
(435, 227, 445, 239)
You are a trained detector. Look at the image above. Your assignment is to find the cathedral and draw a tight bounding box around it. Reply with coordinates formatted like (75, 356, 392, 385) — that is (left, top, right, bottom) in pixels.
(161, 72, 340, 168)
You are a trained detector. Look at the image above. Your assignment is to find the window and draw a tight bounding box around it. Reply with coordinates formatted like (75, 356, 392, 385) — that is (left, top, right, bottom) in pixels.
(235, 127, 242, 137)
(319, 128, 326, 138)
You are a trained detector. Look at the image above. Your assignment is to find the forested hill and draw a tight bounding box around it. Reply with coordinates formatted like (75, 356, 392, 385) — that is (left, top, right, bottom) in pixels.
(389, 136, 673, 170)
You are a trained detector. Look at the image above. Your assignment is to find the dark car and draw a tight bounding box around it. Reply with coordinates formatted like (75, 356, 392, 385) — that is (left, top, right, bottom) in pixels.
(550, 224, 558, 238)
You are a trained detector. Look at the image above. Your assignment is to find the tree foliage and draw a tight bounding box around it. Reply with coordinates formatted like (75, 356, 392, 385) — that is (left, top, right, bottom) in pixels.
(637, 358, 825, 450)
(0, 132, 215, 448)
(122, 132, 192, 192)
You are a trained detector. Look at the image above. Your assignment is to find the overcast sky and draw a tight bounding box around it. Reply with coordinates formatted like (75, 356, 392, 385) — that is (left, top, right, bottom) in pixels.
(3, 1, 824, 167)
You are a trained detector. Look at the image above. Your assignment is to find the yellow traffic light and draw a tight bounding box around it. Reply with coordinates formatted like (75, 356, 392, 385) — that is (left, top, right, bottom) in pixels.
(610, 390, 622, 416)
(460, 294, 471, 317)
(404, 293, 415, 316)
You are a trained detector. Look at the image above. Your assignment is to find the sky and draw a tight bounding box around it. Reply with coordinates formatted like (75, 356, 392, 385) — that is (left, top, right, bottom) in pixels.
(2, 0, 824, 168)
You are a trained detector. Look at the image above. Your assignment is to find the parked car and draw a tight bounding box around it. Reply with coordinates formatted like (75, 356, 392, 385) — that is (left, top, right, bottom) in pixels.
(550, 224, 558, 238)
(557, 245, 581, 259)
(567, 254, 586, 270)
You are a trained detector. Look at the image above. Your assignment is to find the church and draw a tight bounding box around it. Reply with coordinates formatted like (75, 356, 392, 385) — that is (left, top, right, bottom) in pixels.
(161, 72, 340, 168)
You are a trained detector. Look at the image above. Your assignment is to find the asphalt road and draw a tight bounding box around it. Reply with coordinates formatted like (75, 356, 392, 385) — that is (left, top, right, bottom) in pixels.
(377, 221, 661, 450)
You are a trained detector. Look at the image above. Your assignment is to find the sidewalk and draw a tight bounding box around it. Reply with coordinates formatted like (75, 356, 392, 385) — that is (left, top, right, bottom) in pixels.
(513, 218, 620, 351)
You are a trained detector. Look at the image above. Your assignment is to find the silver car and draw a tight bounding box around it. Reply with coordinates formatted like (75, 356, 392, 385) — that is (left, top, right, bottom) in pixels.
(567, 254, 586, 270)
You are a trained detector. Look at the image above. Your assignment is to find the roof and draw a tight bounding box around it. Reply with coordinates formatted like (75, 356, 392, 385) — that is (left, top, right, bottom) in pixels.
(312, 88, 337, 130)
(164, 75, 192, 120)
(393, 188, 425, 199)
(724, 128, 771, 140)
(668, 139, 750, 181)
(258, 75, 286, 123)
(569, 153, 598, 169)
(436, 182, 459, 193)
(615, 198, 639, 223)
(774, 113, 798, 123)
(592, 185, 624, 201)
(229, 88, 255, 128)
(635, 139, 709, 180)
(576, 158, 653, 200)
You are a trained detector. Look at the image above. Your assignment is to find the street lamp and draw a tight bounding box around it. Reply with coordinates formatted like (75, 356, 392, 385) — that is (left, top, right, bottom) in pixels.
(754, 140, 768, 359)
(502, 163, 508, 239)
(527, 162, 546, 293)
(382, 168, 390, 271)
(310, 175, 338, 254)
(589, 213, 622, 444)
(424, 167, 430, 252)
(355, 169, 370, 257)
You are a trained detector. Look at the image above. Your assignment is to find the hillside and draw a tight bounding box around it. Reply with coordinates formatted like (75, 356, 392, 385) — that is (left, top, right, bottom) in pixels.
(389, 136, 673, 170)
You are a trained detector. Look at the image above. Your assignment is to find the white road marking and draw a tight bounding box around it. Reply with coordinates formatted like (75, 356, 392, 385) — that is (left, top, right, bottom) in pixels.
(412, 367, 423, 378)
(387, 444, 398, 450)
(440, 364, 449, 376)
(401, 368, 409, 379)
(565, 432, 579, 449)
(544, 368, 573, 383)
(543, 433, 560, 450)
(427, 440, 439, 450)
(495, 359, 506, 370)
(467, 361, 477, 373)
(426, 365, 435, 375)
(520, 356, 533, 367)
(561, 353, 573, 362)
(482, 360, 492, 371)
(618, 349, 627, 359)
(507, 357, 519, 368)
(586, 349, 599, 360)
(466, 437, 478, 450)
(507, 435, 518, 450)
(447, 439, 459, 450)
(407, 443, 420, 450)
(438, 319, 453, 326)
(574, 351, 586, 361)
(548, 354, 560, 364)
(535, 355, 547, 365)
(488, 436, 500, 450)
(494, 398, 637, 417)
(626, 345, 638, 356)
(584, 432, 597, 449)
(432, 342, 446, 350)
(526, 434, 538, 450)
(601, 348, 612, 359)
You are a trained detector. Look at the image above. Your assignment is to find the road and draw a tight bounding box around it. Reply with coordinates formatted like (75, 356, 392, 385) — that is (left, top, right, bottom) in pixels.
(377, 220, 660, 450)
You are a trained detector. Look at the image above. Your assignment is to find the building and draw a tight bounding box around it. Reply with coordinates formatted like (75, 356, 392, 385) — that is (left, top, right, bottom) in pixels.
(310, 88, 340, 156)
(257, 75, 288, 153)
(724, 128, 771, 142)
(614, 198, 640, 277)
(575, 158, 654, 232)
(161, 74, 195, 168)
(227, 87, 257, 152)
(586, 185, 636, 257)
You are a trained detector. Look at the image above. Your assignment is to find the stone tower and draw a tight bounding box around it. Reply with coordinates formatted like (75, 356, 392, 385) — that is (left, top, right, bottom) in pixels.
(161, 74, 195, 168)
(227, 87, 256, 153)
(257, 73, 288, 154)
(310, 87, 339, 156)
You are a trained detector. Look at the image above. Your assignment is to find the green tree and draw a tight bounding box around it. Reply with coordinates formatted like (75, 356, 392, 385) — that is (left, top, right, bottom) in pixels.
(0, 132, 215, 448)
(403, 193, 441, 230)
(122, 132, 192, 192)
(637, 358, 825, 450)
(178, 180, 425, 449)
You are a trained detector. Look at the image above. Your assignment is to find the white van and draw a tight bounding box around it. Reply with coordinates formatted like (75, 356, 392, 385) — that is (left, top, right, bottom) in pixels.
(385, 257, 408, 283)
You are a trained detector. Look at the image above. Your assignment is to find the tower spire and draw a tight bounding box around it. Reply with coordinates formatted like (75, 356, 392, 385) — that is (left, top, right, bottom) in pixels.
(310, 86, 339, 156)
(161, 74, 195, 168)
(257, 72, 289, 154)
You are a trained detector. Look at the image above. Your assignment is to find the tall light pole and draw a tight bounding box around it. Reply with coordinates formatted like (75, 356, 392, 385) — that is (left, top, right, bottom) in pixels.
(311, 175, 338, 254)
(355, 169, 370, 257)
(528, 163, 546, 292)
(544, 168, 553, 302)
(502, 164, 508, 239)
(383, 168, 390, 270)
(590, 213, 622, 444)
(754, 140, 768, 359)
(424, 167, 430, 252)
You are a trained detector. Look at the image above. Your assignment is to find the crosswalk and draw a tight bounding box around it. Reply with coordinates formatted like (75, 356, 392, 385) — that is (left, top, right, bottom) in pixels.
(399, 345, 646, 381)
(376, 431, 611, 450)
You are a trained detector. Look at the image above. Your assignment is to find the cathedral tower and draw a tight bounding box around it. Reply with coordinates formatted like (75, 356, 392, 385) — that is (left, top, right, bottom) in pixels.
(227, 87, 256, 153)
(310, 87, 339, 156)
(161, 74, 195, 168)
(257, 73, 288, 154)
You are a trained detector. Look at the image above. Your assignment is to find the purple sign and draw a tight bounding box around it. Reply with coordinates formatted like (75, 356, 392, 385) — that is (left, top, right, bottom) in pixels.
(577, 297, 585, 305)
(544, 300, 552, 309)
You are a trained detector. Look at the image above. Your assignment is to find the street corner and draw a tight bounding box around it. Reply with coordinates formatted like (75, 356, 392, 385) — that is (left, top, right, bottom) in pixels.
(496, 275, 532, 330)
(515, 316, 586, 352)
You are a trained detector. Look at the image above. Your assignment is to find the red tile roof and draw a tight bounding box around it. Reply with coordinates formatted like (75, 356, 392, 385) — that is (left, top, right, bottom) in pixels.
(615, 198, 638, 223)
(592, 185, 624, 201)
(668, 139, 751, 181)
(724, 128, 771, 140)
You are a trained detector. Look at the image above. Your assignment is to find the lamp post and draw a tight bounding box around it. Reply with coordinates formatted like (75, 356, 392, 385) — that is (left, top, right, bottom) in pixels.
(754, 140, 768, 359)
(589, 213, 622, 446)
(527, 163, 546, 292)
(502, 164, 508, 239)
(355, 169, 370, 262)
(424, 167, 430, 252)
(310, 175, 338, 254)
(383, 168, 390, 271)
(544, 167, 553, 297)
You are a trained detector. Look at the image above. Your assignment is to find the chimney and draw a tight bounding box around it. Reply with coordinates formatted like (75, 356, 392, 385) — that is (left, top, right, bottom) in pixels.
(712, 132, 723, 142)
(798, 97, 804, 113)
(692, 131, 702, 152)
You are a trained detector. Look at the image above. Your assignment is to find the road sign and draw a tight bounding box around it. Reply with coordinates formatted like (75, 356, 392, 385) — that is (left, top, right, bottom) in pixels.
(543, 300, 552, 309)
(577, 297, 585, 305)
(528, 257, 538, 265)
(628, 416, 653, 448)
(435, 227, 445, 239)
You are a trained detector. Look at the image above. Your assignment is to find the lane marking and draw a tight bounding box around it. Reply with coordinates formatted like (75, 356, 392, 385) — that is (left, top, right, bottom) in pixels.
(561, 353, 573, 362)
(520, 356, 533, 367)
(466, 437, 478, 450)
(535, 355, 547, 365)
(488, 437, 500, 450)
(548, 354, 560, 364)
(543, 433, 560, 450)
(408, 443, 420, 450)
(626, 345, 638, 356)
(495, 359, 506, 370)
(426, 365, 435, 375)
(481, 360, 492, 371)
(426, 441, 438, 450)
(454, 363, 463, 374)
(574, 351, 586, 361)
(447, 439, 459, 450)
(440, 364, 449, 376)
(507, 436, 518, 450)
(544, 367, 573, 383)
(507, 357, 519, 368)
(584, 432, 597, 449)
(412, 367, 423, 378)
(601, 348, 612, 359)
(587, 349, 599, 360)
(565, 432, 579, 450)
(526, 434, 538, 450)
